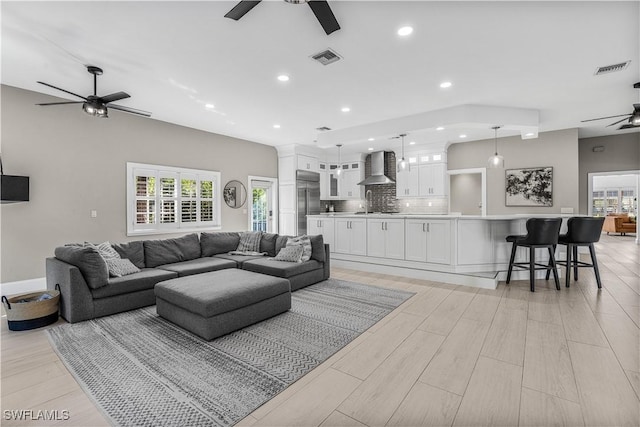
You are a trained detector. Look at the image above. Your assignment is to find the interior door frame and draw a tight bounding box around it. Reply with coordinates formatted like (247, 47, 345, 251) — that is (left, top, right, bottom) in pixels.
(248, 176, 278, 233)
(588, 169, 639, 244)
(447, 167, 487, 216)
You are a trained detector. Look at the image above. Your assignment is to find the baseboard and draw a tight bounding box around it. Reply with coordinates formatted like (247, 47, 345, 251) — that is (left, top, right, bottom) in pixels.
(0, 277, 47, 297)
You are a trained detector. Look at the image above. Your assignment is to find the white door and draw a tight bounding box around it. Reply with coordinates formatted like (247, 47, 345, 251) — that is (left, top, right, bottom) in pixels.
(250, 178, 276, 232)
(334, 219, 351, 254)
(384, 219, 405, 260)
(405, 220, 427, 262)
(367, 219, 386, 257)
(349, 219, 368, 256)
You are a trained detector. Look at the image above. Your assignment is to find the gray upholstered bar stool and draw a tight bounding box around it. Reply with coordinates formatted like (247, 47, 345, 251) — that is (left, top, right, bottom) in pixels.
(546, 216, 605, 289)
(506, 217, 562, 292)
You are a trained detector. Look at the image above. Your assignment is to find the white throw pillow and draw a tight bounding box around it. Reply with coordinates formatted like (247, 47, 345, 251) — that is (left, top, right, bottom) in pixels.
(105, 258, 141, 277)
(274, 245, 304, 263)
(286, 235, 312, 262)
(236, 231, 263, 252)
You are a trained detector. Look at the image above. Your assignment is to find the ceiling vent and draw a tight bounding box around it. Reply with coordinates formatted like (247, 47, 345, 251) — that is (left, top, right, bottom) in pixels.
(311, 48, 342, 66)
(594, 61, 631, 75)
(316, 126, 332, 131)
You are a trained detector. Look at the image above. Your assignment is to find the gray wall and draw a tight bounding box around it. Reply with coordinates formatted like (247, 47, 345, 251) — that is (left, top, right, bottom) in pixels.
(578, 133, 640, 214)
(447, 128, 579, 215)
(450, 173, 482, 215)
(0, 85, 278, 283)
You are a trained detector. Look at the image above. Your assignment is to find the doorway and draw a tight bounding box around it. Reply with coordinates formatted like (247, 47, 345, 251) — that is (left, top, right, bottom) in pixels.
(588, 170, 639, 244)
(448, 168, 486, 216)
(248, 176, 278, 232)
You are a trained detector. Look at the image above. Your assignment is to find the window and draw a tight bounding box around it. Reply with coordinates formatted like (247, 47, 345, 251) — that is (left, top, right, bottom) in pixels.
(127, 163, 220, 235)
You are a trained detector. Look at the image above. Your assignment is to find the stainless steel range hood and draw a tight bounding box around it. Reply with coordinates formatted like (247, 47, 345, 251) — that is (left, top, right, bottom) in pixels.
(357, 151, 395, 185)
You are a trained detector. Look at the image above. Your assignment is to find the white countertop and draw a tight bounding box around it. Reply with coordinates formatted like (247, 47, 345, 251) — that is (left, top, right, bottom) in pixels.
(308, 213, 578, 220)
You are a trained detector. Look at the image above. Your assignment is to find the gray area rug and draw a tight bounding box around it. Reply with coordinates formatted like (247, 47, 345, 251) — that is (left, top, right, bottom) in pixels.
(47, 278, 414, 427)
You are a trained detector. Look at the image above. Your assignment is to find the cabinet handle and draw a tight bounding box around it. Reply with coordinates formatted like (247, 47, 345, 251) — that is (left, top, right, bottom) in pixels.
(427, 223, 430, 232)
(423, 223, 426, 232)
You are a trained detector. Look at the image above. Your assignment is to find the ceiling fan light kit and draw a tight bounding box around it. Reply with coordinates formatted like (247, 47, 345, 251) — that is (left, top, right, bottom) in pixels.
(36, 65, 151, 118)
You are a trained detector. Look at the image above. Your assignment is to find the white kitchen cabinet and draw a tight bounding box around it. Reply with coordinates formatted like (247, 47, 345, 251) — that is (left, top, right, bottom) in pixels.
(297, 154, 318, 172)
(328, 164, 340, 198)
(367, 218, 405, 259)
(334, 218, 367, 255)
(307, 217, 335, 248)
(319, 162, 329, 199)
(419, 163, 447, 197)
(405, 219, 451, 264)
(279, 212, 296, 236)
(396, 160, 419, 198)
(340, 162, 364, 199)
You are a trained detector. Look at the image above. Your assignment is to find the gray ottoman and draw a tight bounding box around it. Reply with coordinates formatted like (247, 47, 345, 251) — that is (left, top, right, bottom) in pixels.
(155, 269, 291, 340)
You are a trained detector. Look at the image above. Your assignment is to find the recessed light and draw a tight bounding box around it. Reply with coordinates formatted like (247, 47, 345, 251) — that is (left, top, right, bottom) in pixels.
(436, 126, 444, 131)
(277, 74, 290, 82)
(439, 81, 452, 89)
(397, 26, 413, 36)
(409, 141, 416, 145)
(368, 137, 375, 141)
(525, 132, 535, 137)
(368, 147, 374, 151)
(459, 134, 467, 138)
(341, 106, 351, 113)
(273, 124, 281, 129)
(205, 103, 215, 109)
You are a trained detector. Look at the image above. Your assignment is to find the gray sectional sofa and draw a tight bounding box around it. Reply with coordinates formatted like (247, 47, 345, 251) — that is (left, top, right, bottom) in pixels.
(46, 232, 329, 323)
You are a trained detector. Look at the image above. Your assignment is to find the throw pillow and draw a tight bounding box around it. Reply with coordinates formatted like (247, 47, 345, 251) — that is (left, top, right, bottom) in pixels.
(54, 245, 109, 289)
(237, 231, 263, 252)
(274, 245, 304, 263)
(105, 258, 141, 277)
(87, 241, 120, 261)
(112, 241, 145, 269)
(286, 235, 312, 262)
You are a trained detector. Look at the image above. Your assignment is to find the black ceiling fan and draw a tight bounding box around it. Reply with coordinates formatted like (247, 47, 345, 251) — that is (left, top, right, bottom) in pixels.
(224, 0, 340, 35)
(36, 65, 151, 118)
(581, 82, 640, 130)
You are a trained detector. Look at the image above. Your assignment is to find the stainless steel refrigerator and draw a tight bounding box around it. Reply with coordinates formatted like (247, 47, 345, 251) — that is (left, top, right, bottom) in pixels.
(296, 170, 321, 235)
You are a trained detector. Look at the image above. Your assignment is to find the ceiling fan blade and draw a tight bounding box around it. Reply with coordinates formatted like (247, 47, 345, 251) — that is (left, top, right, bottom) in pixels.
(308, 1, 340, 35)
(224, 1, 261, 20)
(607, 117, 632, 127)
(581, 114, 630, 123)
(618, 124, 639, 130)
(108, 104, 152, 117)
(37, 81, 88, 100)
(36, 101, 84, 106)
(99, 91, 130, 104)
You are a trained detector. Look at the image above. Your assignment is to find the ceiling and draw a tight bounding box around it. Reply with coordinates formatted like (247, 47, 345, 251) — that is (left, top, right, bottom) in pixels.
(2, 1, 639, 155)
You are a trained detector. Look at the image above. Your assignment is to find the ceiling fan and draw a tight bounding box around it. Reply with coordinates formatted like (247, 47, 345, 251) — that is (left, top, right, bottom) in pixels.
(224, 0, 340, 35)
(581, 82, 640, 130)
(36, 65, 151, 118)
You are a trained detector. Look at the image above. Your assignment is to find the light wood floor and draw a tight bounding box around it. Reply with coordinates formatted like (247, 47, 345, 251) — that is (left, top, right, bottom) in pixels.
(1, 234, 638, 427)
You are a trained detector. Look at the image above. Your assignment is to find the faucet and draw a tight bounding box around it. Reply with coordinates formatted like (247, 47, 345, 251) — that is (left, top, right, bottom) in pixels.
(365, 190, 372, 215)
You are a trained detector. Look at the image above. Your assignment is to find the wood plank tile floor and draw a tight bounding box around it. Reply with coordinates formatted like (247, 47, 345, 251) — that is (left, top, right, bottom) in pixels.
(1, 234, 638, 426)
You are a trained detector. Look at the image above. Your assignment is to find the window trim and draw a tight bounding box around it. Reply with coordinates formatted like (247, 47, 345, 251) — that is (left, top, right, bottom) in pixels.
(126, 162, 221, 236)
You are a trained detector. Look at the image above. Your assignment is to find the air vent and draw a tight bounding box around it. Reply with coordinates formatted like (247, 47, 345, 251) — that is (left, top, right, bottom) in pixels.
(311, 48, 342, 66)
(316, 126, 332, 131)
(595, 61, 631, 75)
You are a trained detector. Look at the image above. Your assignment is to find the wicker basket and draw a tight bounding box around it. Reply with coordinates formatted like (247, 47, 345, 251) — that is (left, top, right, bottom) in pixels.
(2, 289, 60, 331)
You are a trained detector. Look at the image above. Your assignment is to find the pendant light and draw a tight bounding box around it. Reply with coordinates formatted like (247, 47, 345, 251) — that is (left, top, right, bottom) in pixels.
(336, 144, 342, 176)
(397, 133, 410, 173)
(487, 126, 504, 168)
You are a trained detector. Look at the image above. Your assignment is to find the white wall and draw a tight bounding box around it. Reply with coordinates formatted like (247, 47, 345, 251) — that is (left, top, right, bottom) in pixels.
(447, 128, 579, 215)
(0, 85, 278, 283)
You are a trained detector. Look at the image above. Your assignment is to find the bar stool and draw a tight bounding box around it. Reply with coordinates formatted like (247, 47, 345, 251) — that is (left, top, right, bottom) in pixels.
(546, 216, 605, 289)
(506, 218, 562, 292)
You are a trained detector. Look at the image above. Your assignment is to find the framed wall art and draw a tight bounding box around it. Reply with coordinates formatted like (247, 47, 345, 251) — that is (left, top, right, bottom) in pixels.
(505, 167, 553, 207)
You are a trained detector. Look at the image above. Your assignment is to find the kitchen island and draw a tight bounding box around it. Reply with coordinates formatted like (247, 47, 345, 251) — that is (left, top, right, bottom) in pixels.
(308, 213, 572, 289)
